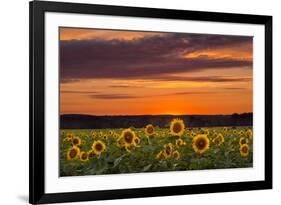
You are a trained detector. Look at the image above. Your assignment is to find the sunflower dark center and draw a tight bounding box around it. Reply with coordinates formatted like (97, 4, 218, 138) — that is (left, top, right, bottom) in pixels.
(81, 153, 88, 160)
(89, 151, 95, 157)
(95, 143, 103, 151)
(241, 139, 246, 144)
(196, 138, 206, 150)
(69, 149, 77, 158)
(167, 145, 172, 151)
(173, 123, 182, 133)
(73, 138, 79, 144)
(242, 146, 248, 153)
(165, 149, 171, 155)
(124, 132, 134, 143)
(135, 138, 139, 144)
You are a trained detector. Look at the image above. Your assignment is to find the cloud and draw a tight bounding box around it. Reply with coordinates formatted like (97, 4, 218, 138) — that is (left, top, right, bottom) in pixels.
(222, 87, 247, 90)
(61, 90, 98, 94)
(89, 94, 138, 99)
(60, 79, 81, 84)
(151, 76, 252, 82)
(88, 90, 221, 100)
(60, 32, 253, 81)
(108, 85, 137, 88)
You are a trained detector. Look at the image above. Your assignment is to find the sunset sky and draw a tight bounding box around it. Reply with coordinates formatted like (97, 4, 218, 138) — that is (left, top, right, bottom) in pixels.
(59, 27, 253, 116)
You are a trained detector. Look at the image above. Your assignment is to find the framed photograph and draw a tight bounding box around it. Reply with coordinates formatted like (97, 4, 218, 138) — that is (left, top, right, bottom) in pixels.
(29, 0, 272, 204)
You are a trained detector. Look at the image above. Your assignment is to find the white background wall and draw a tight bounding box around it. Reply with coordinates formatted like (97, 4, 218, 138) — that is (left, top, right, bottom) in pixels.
(0, 0, 279, 204)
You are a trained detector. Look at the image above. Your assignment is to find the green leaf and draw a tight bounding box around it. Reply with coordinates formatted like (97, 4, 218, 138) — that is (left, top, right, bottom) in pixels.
(113, 154, 128, 168)
(143, 164, 152, 172)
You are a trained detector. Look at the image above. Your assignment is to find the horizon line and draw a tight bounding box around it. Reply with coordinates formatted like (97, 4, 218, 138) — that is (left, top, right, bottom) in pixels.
(60, 112, 253, 117)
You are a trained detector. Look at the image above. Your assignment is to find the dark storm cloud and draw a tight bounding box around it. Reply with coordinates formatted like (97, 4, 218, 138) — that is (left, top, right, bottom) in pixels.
(60, 33, 252, 80)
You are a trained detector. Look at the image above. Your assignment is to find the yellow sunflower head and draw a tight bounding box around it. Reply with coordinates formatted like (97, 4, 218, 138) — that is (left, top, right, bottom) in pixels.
(239, 130, 245, 136)
(65, 132, 74, 141)
(246, 129, 253, 139)
(164, 143, 173, 156)
(108, 130, 114, 136)
(172, 150, 180, 160)
(145, 124, 155, 136)
(92, 140, 106, 155)
(121, 128, 136, 145)
(176, 138, 185, 147)
(72, 136, 81, 146)
(192, 134, 210, 154)
(201, 128, 209, 135)
(88, 150, 96, 158)
(212, 133, 224, 146)
(239, 137, 249, 146)
(190, 131, 197, 138)
(91, 131, 96, 137)
(170, 119, 185, 136)
(79, 151, 89, 162)
(67, 146, 80, 160)
(156, 150, 168, 160)
(116, 137, 125, 148)
(134, 136, 141, 145)
(240, 144, 250, 157)
(102, 134, 108, 140)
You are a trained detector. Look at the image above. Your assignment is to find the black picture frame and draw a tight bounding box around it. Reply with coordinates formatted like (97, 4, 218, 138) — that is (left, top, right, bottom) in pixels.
(29, 0, 272, 204)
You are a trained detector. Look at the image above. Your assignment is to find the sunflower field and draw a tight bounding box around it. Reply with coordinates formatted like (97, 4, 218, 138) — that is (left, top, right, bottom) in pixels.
(60, 119, 253, 176)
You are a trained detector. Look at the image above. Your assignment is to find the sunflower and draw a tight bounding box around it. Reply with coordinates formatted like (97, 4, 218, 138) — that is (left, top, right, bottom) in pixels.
(212, 133, 224, 146)
(79, 151, 89, 162)
(91, 131, 96, 138)
(116, 137, 125, 148)
(164, 143, 173, 156)
(176, 138, 185, 147)
(108, 130, 114, 136)
(192, 134, 210, 154)
(246, 129, 253, 139)
(145, 124, 155, 136)
(212, 132, 218, 139)
(65, 132, 74, 142)
(88, 150, 96, 158)
(240, 144, 250, 157)
(67, 146, 80, 160)
(239, 130, 245, 136)
(134, 136, 141, 145)
(172, 150, 180, 160)
(92, 140, 106, 155)
(121, 128, 136, 146)
(201, 128, 209, 135)
(102, 133, 108, 140)
(170, 119, 185, 136)
(156, 150, 168, 160)
(239, 137, 249, 146)
(72, 136, 81, 146)
(189, 131, 197, 139)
